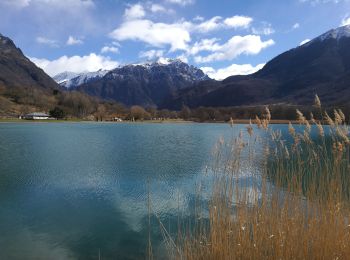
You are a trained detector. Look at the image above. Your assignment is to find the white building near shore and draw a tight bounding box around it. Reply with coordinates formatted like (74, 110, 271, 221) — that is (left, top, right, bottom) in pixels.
(23, 112, 50, 120)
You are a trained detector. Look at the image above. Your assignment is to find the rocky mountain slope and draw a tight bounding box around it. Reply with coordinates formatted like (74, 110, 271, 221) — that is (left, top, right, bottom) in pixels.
(164, 25, 350, 109)
(0, 33, 60, 91)
(74, 59, 210, 107)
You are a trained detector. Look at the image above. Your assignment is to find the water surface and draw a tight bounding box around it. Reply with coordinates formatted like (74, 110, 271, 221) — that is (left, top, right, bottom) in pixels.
(0, 122, 243, 259)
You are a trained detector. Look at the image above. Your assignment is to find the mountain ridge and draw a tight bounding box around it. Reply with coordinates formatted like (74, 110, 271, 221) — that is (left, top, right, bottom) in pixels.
(2, 23, 350, 112)
(72, 59, 210, 107)
(0, 33, 61, 91)
(163, 24, 350, 109)
(53, 70, 109, 89)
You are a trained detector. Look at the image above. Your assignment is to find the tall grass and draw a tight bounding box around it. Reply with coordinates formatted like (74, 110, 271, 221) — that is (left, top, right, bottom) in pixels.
(167, 96, 350, 259)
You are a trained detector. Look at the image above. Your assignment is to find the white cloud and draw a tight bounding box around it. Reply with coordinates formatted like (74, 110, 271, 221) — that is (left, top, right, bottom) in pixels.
(110, 4, 255, 53)
(149, 3, 175, 14)
(110, 3, 193, 51)
(194, 35, 274, 63)
(109, 13, 255, 53)
(252, 23, 275, 35)
(139, 49, 164, 60)
(157, 57, 171, 64)
(224, 16, 253, 29)
(299, 39, 311, 45)
(150, 4, 166, 13)
(201, 63, 265, 80)
(341, 15, 350, 26)
(193, 16, 204, 22)
(3, 0, 97, 47)
(0, 0, 31, 8)
(292, 23, 300, 29)
(66, 36, 83, 45)
(124, 4, 145, 20)
(44, 0, 94, 9)
(110, 4, 265, 59)
(195, 16, 223, 32)
(111, 41, 121, 47)
(166, 0, 195, 6)
(300, 0, 348, 4)
(176, 53, 189, 63)
(2, 0, 95, 9)
(109, 19, 191, 51)
(194, 15, 253, 33)
(189, 38, 221, 55)
(101, 46, 119, 54)
(36, 36, 59, 47)
(30, 53, 119, 76)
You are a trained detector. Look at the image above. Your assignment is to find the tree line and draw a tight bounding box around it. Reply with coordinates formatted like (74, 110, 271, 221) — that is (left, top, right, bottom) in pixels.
(1, 84, 349, 122)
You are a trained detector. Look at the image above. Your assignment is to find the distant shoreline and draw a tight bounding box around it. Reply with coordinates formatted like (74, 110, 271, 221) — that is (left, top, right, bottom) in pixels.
(0, 118, 194, 124)
(0, 118, 300, 125)
(230, 119, 299, 124)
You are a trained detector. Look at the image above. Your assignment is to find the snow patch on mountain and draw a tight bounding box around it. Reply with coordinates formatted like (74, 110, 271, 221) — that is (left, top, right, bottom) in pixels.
(53, 72, 79, 85)
(319, 25, 350, 41)
(306, 24, 350, 46)
(53, 59, 209, 90)
(53, 70, 109, 88)
(108, 59, 209, 81)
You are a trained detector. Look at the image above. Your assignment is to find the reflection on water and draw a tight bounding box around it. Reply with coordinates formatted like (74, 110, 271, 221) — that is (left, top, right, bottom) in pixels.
(0, 122, 310, 259)
(0, 123, 234, 259)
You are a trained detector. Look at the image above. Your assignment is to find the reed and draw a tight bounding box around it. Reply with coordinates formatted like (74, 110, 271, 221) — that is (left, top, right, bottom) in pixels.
(167, 96, 350, 259)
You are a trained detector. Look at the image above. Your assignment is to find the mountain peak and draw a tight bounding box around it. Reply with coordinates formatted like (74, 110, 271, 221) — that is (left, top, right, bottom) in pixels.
(315, 24, 350, 42)
(0, 33, 17, 51)
(0, 33, 60, 91)
(128, 58, 186, 68)
(53, 70, 109, 88)
(72, 60, 209, 107)
(167, 24, 350, 109)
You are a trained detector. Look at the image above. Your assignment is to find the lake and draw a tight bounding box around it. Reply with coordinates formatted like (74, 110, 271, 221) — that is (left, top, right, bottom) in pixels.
(0, 122, 237, 259)
(0, 122, 307, 259)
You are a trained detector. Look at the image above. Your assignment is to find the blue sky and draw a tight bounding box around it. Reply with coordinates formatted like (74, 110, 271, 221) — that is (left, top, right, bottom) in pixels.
(0, 0, 349, 79)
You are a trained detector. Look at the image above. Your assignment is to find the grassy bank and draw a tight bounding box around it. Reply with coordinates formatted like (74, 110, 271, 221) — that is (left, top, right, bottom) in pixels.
(0, 118, 314, 125)
(159, 97, 350, 259)
(0, 118, 85, 123)
(0, 118, 194, 124)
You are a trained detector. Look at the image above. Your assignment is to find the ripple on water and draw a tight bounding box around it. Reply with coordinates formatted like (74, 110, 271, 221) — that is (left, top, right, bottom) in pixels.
(0, 122, 259, 259)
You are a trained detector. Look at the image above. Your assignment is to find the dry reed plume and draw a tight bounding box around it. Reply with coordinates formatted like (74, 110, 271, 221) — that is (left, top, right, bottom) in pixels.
(156, 96, 350, 260)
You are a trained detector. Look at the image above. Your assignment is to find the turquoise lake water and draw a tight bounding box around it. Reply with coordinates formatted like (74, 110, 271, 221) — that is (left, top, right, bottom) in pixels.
(0, 122, 311, 259)
(0, 122, 246, 259)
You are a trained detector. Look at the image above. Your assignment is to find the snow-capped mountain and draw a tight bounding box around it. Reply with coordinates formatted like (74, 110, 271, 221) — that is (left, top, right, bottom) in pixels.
(74, 59, 210, 107)
(299, 24, 350, 48)
(110, 59, 209, 82)
(53, 72, 79, 86)
(164, 24, 350, 109)
(53, 69, 109, 89)
(314, 24, 350, 42)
